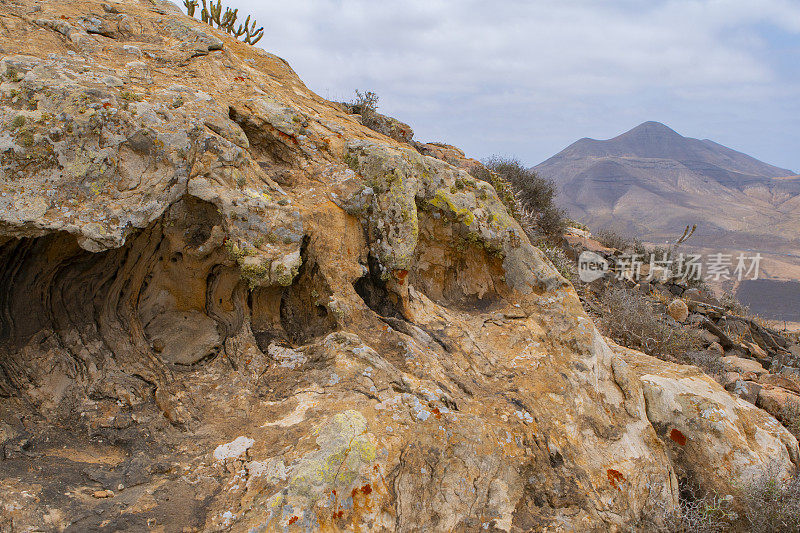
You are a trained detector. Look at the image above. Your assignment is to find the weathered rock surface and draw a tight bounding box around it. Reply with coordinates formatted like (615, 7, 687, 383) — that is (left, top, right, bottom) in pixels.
(0, 1, 796, 531)
(617, 343, 798, 499)
(758, 386, 800, 423)
(722, 355, 768, 377)
(667, 298, 689, 323)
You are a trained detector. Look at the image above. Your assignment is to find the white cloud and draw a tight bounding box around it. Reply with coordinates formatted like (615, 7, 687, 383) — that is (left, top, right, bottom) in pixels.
(232, 0, 800, 170)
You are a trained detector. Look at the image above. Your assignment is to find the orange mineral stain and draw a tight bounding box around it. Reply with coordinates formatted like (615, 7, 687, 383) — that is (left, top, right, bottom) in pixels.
(393, 269, 409, 283)
(670, 428, 687, 446)
(607, 469, 625, 490)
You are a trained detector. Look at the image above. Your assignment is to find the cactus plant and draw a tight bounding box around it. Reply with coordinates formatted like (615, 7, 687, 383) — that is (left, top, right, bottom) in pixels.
(183, 0, 263, 45)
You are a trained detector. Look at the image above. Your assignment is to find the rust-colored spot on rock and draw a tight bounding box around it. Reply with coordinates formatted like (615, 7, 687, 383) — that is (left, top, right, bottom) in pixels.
(670, 428, 687, 446)
(432, 407, 441, 419)
(288, 516, 299, 525)
(351, 488, 358, 498)
(276, 130, 299, 145)
(607, 468, 625, 490)
(361, 483, 372, 495)
(393, 269, 409, 283)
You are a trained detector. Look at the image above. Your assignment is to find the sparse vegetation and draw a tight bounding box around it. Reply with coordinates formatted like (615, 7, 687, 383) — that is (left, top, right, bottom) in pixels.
(4, 66, 22, 82)
(779, 398, 800, 439)
(17, 129, 34, 148)
(120, 91, 142, 102)
(339, 90, 414, 142)
(468, 157, 570, 277)
(349, 90, 381, 131)
(350, 90, 379, 117)
(594, 227, 635, 251)
(681, 349, 724, 380)
(467, 163, 519, 219)
(564, 218, 589, 231)
(658, 481, 736, 533)
(739, 467, 800, 533)
(531, 237, 577, 282)
(719, 290, 751, 317)
(656, 468, 800, 533)
(482, 156, 566, 239)
(598, 286, 701, 359)
(658, 468, 800, 532)
(183, 0, 264, 45)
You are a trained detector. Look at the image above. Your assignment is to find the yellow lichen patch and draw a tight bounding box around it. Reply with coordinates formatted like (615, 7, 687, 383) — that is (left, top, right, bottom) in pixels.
(288, 410, 376, 496)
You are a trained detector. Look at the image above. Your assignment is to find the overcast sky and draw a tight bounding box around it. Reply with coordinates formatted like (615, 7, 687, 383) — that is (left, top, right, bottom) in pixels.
(234, 0, 800, 171)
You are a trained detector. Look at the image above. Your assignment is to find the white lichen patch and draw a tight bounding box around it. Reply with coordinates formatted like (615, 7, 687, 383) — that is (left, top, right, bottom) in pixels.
(213, 436, 255, 462)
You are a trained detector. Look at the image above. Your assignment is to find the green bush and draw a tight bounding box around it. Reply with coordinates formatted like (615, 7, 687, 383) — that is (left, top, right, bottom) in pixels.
(482, 156, 566, 239)
(467, 163, 520, 220)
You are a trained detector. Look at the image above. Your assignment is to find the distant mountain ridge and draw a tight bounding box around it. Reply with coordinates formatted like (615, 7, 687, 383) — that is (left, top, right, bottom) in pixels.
(549, 121, 793, 181)
(534, 121, 800, 319)
(534, 121, 800, 245)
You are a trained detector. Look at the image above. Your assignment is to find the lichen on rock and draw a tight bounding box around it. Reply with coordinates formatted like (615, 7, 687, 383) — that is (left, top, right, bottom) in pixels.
(0, 0, 796, 531)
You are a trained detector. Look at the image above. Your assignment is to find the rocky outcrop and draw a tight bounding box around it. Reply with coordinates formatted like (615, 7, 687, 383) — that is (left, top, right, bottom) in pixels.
(618, 344, 798, 499)
(0, 1, 796, 531)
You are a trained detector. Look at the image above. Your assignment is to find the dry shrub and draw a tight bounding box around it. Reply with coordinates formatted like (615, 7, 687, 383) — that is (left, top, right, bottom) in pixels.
(657, 468, 800, 533)
(719, 290, 750, 317)
(349, 90, 381, 130)
(598, 287, 701, 360)
(682, 349, 725, 380)
(468, 163, 520, 219)
(594, 228, 634, 251)
(530, 237, 577, 283)
(739, 466, 800, 533)
(659, 482, 736, 533)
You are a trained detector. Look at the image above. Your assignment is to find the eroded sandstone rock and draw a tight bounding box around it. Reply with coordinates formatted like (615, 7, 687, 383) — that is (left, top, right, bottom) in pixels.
(0, 0, 796, 531)
(619, 345, 798, 498)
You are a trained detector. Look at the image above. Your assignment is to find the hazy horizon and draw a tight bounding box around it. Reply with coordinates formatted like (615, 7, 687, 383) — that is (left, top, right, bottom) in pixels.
(229, 0, 800, 171)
